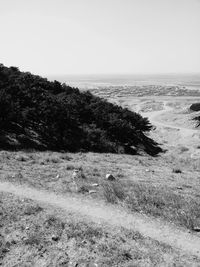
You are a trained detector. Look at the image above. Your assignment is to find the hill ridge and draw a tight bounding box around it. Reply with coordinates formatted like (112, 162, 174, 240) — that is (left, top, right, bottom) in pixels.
(0, 64, 162, 155)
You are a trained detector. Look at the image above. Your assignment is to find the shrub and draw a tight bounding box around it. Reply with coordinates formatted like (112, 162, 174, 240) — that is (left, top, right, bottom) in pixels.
(190, 103, 200, 112)
(179, 146, 189, 153)
(24, 234, 42, 246)
(172, 168, 182, 174)
(24, 204, 43, 215)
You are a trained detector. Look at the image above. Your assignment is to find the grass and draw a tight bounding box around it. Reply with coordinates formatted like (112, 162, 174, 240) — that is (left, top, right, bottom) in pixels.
(101, 180, 126, 204)
(168, 154, 200, 172)
(124, 183, 200, 229)
(179, 146, 189, 153)
(0, 192, 199, 266)
(100, 179, 200, 230)
(1, 150, 200, 231)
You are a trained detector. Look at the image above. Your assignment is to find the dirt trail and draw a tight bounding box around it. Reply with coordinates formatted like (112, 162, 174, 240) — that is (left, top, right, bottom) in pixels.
(142, 101, 197, 134)
(1, 181, 200, 257)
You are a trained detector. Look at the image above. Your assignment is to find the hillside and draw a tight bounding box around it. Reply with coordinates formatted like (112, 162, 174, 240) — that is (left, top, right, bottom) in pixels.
(0, 64, 161, 155)
(1, 80, 200, 266)
(1, 150, 200, 266)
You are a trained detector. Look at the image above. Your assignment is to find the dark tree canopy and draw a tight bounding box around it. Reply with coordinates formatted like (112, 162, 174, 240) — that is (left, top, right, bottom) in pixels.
(190, 103, 200, 112)
(0, 64, 162, 155)
(190, 103, 200, 127)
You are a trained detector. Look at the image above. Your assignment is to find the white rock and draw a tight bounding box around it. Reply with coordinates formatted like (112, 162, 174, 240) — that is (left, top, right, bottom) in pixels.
(91, 183, 99, 187)
(105, 174, 116, 181)
(89, 190, 97, 194)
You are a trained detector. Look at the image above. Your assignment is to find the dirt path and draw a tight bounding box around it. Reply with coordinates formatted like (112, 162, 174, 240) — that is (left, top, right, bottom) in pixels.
(1, 181, 200, 257)
(142, 101, 198, 135)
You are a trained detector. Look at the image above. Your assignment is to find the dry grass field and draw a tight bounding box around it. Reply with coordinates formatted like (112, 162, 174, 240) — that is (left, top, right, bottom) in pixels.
(2, 191, 200, 266)
(1, 149, 200, 231)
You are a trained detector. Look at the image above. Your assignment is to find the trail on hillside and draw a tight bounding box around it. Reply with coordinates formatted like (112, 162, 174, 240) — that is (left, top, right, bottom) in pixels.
(1, 181, 200, 257)
(142, 101, 198, 136)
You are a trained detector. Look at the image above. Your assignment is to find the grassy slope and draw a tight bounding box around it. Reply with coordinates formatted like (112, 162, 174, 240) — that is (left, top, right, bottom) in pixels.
(1, 150, 200, 230)
(1, 192, 199, 266)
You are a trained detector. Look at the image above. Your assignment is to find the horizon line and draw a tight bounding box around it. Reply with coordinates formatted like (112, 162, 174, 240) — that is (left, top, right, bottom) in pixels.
(46, 72, 200, 77)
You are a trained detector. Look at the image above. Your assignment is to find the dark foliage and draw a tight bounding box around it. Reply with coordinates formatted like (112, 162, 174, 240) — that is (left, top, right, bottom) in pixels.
(0, 64, 162, 155)
(190, 103, 200, 112)
(190, 103, 200, 127)
(193, 116, 200, 127)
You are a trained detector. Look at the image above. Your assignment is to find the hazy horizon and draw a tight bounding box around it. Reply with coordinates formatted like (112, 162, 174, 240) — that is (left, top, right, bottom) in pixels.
(47, 73, 200, 91)
(48, 72, 200, 77)
(1, 0, 200, 75)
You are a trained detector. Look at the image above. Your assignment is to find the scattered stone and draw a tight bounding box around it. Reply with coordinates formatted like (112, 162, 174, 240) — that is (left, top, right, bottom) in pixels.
(91, 183, 99, 187)
(105, 174, 116, 181)
(72, 169, 86, 181)
(52, 235, 59, 241)
(72, 169, 80, 179)
(191, 153, 200, 159)
(172, 168, 182, 174)
(87, 263, 98, 267)
(89, 190, 96, 194)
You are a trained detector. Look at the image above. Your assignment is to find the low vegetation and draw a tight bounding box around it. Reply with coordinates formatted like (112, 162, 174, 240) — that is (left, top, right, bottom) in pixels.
(0, 192, 199, 266)
(0, 64, 162, 155)
(101, 178, 200, 230)
(1, 151, 200, 231)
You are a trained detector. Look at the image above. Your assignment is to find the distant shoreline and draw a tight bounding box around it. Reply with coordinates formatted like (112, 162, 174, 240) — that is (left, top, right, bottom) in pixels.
(47, 73, 200, 92)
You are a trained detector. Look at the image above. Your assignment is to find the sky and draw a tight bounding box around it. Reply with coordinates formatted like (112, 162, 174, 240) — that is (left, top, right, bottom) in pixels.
(0, 0, 200, 75)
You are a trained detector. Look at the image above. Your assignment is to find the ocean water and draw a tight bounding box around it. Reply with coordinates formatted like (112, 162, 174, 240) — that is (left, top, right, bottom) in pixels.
(48, 74, 200, 90)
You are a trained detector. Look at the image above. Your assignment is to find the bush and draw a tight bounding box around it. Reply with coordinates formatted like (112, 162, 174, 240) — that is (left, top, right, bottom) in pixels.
(190, 103, 200, 112)
(172, 168, 182, 174)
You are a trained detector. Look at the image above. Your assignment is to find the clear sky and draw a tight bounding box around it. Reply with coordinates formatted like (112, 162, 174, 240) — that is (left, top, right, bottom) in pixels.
(0, 0, 200, 75)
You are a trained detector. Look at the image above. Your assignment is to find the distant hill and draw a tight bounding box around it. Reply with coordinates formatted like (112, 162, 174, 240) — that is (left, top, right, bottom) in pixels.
(0, 64, 162, 155)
